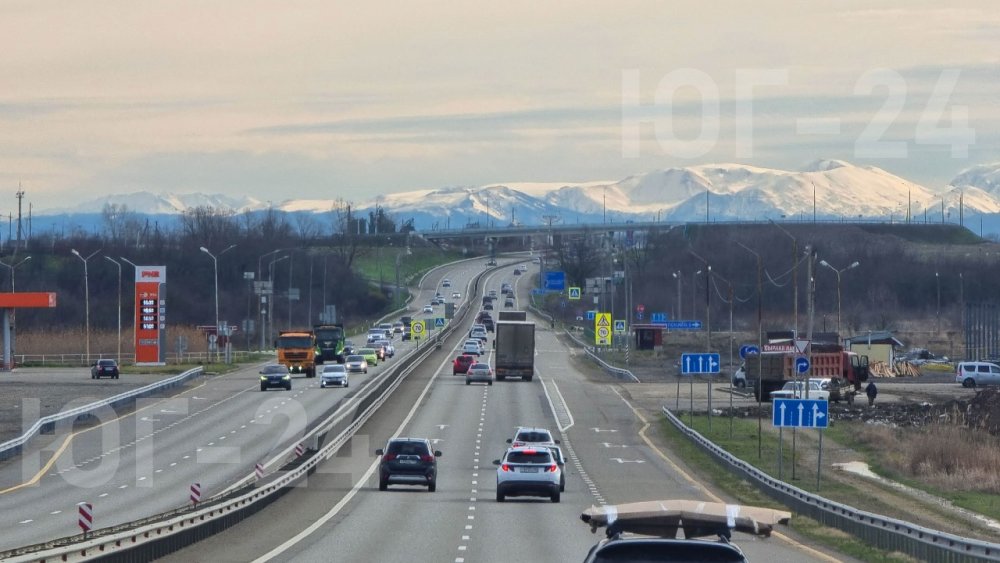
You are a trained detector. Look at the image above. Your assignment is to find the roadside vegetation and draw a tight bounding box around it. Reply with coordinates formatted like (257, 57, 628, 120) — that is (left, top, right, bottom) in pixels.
(657, 412, 1000, 560)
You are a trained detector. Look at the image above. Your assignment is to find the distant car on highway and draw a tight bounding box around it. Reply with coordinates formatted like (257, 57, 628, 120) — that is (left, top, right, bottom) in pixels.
(453, 354, 475, 375)
(90, 359, 119, 379)
(320, 364, 349, 388)
(451, 291, 462, 299)
(357, 347, 380, 366)
(442, 278, 451, 287)
(466, 362, 494, 386)
(422, 305, 434, 313)
(345, 355, 369, 374)
(375, 339, 395, 358)
(376, 437, 441, 492)
(462, 340, 483, 356)
(494, 446, 561, 503)
(259, 364, 292, 391)
(513, 268, 522, 276)
(507, 427, 560, 448)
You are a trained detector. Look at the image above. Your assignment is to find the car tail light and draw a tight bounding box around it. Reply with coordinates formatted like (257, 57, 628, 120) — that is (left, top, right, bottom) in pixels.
(523, 449, 536, 454)
(501, 463, 511, 472)
(546, 464, 558, 472)
(382, 453, 397, 461)
(420, 455, 434, 462)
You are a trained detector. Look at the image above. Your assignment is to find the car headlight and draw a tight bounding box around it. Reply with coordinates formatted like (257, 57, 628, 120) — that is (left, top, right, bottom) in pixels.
(282, 374, 291, 380)
(260, 376, 267, 381)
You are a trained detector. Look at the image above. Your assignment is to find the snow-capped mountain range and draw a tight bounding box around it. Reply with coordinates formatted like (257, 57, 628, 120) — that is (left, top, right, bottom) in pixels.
(39, 160, 1000, 230)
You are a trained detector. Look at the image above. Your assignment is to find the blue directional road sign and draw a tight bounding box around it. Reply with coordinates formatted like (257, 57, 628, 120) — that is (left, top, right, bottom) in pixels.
(650, 312, 667, 324)
(586, 310, 597, 321)
(794, 356, 810, 374)
(664, 320, 702, 330)
(772, 398, 829, 428)
(680, 353, 721, 374)
(739, 344, 760, 359)
(544, 271, 566, 291)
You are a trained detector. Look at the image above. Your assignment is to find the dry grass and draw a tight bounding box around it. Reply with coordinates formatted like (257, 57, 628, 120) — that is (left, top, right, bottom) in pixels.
(855, 424, 1000, 493)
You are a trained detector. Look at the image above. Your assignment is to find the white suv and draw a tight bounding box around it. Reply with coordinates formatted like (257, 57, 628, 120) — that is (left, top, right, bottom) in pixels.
(956, 361, 1000, 388)
(493, 446, 562, 503)
(506, 427, 560, 448)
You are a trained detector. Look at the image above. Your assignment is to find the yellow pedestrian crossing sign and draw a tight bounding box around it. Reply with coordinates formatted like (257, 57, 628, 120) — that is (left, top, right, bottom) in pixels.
(411, 320, 425, 339)
(568, 287, 581, 300)
(595, 313, 611, 345)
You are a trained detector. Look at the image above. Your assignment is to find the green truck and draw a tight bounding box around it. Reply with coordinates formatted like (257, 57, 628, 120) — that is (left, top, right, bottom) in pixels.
(314, 324, 347, 364)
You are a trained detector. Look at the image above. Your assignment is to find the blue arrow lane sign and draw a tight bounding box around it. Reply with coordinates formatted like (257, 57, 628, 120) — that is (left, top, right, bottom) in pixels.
(680, 353, 721, 374)
(772, 398, 829, 428)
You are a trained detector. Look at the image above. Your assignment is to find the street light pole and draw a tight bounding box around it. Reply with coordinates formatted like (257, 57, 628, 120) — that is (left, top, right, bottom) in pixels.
(200, 244, 236, 363)
(71, 249, 101, 365)
(257, 249, 282, 351)
(691, 270, 702, 323)
(0, 256, 31, 292)
(671, 270, 682, 319)
(104, 257, 122, 365)
(737, 241, 764, 458)
(267, 255, 289, 347)
(819, 260, 860, 335)
(769, 220, 799, 337)
(936, 271, 941, 334)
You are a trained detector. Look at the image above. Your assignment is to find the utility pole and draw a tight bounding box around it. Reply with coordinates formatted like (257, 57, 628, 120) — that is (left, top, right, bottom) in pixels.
(15, 186, 24, 247)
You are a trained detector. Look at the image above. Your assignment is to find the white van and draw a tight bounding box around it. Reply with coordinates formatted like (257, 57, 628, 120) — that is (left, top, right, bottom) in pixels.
(956, 361, 1000, 388)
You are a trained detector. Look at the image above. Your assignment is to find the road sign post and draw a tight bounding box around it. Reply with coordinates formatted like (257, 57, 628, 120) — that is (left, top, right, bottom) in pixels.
(595, 313, 611, 346)
(411, 320, 425, 340)
(568, 287, 581, 300)
(772, 397, 828, 487)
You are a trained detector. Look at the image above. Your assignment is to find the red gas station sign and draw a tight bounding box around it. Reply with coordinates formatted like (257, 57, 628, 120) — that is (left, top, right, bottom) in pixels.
(134, 266, 166, 365)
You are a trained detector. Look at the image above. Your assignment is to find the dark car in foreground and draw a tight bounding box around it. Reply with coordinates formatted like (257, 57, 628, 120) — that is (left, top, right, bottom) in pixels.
(91, 359, 120, 379)
(579, 499, 791, 563)
(259, 364, 292, 391)
(376, 437, 441, 492)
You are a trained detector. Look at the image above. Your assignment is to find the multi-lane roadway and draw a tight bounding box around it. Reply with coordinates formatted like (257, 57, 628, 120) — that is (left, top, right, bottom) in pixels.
(156, 260, 843, 563)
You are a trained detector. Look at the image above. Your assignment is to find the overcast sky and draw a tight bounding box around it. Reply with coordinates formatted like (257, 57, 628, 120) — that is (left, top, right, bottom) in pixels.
(0, 0, 997, 211)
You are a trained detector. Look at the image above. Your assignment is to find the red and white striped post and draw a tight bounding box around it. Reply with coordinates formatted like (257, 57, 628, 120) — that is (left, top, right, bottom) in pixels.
(255, 462, 264, 480)
(294, 443, 304, 457)
(77, 502, 93, 538)
(189, 483, 201, 507)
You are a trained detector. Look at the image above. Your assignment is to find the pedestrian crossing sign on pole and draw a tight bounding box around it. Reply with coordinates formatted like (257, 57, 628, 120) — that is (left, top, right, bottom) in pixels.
(434, 317, 445, 328)
(568, 287, 581, 300)
(595, 313, 612, 345)
(613, 320, 626, 334)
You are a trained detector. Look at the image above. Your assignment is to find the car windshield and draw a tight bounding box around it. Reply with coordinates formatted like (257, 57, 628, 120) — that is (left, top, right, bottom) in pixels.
(470, 364, 489, 370)
(507, 451, 552, 464)
(276, 336, 312, 348)
(261, 365, 286, 374)
(516, 431, 553, 443)
(323, 365, 346, 373)
(98, 360, 116, 367)
(346, 355, 364, 362)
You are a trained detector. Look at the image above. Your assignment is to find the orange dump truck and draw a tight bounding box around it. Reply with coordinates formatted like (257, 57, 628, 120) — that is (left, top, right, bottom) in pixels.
(276, 330, 316, 377)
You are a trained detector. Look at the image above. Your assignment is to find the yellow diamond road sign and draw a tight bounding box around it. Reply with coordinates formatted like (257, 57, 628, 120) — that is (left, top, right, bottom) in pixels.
(595, 313, 612, 345)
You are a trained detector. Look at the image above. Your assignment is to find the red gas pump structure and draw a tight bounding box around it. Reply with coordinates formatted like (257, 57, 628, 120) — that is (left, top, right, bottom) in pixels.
(0, 292, 57, 370)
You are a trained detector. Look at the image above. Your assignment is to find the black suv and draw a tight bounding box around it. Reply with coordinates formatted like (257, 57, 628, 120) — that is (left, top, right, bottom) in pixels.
(376, 438, 441, 492)
(91, 359, 120, 379)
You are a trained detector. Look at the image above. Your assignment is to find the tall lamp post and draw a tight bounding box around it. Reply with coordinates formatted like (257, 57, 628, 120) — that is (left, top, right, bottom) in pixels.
(71, 249, 101, 365)
(691, 270, 703, 322)
(769, 220, 799, 336)
(104, 257, 122, 365)
(818, 259, 860, 335)
(737, 241, 764, 458)
(0, 256, 31, 292)
(267, 255, 289, 346)
(257, 249, 283, 351)
(935, 271, 941, 334)
(671, 270, 682, 319)
(200, 244, 236, 362)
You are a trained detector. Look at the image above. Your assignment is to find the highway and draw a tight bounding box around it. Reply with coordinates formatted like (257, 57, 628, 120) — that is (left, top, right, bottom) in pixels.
(0, 256, 498, 554)
(159, 261, 843, 563)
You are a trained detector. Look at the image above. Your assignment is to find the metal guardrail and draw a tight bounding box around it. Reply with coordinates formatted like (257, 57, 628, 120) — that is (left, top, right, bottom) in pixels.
(562, 328, 640, 383)
(2, 259, 494, 562)
(660, 406, 1000, 562)
(0, 367, 204, 462)
(10, 351, 259, 368)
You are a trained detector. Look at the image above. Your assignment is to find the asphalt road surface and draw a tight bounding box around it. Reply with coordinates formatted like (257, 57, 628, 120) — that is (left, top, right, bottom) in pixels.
(0, 255, 502, 553)
(160, 261, 843, 563)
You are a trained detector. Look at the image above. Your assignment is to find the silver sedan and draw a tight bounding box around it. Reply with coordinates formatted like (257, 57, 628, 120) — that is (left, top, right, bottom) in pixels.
(466, 363, 494, 386)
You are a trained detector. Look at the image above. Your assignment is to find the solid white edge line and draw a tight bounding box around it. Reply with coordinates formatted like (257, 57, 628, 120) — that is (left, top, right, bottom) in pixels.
(549, 379, 574, 431)
(253, 264, 503, 562)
